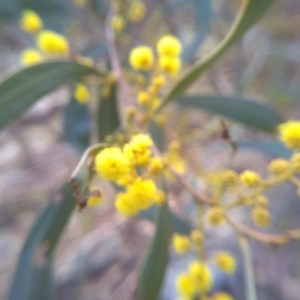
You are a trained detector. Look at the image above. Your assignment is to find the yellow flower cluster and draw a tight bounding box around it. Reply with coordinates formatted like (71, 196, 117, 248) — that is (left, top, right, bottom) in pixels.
(20, 10, 43, 34)
(240, 170, 261, 188)
(37, 30, 69, 55)
(111, 15, 125, 33)
(278, 121, 300, 149)
(157, 35, 182, 76)
(21, 48, 43, 66)
(172, 230, 203, 255)
(74, 83, 90, 104)
(130, 46, 154, 71)
(128, 0, 146, 23)
(214, 252, 236, 274)
(207, 206, 225, 226)
(176, 260, 212, 298)
(19, 10, 71, 66)
(94, 134, 165, 217)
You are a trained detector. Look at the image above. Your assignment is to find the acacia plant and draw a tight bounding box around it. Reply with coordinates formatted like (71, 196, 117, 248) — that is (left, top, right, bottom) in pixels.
(3, 0, 300, 299)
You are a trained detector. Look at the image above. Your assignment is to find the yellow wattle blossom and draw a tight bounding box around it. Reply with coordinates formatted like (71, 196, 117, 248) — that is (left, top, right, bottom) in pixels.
(87, 191, 103, 207)
(74, 83, 90, 104)
(37, 30, 69, 55)
(148, 157, 164, 176)
(172, 233, 190, 254)
(240, 170, 261, 188)
(223, 169, 238, 185)
(124, 134, 153, 166)
(20, 10, 43, 34)
(278, 121, 300, 149)
(207, 206, 225, 226)
(129, 46, 154, 70)
(268, 158, 289, 175)
(252, 207, 270, 227)
(115, 192, 138, 217)
(137, 91, 150, 106)
(128, 1, 146, 23)
(291, 153, 300, 171)
(188, 260, 213, 293)
(111, 15, 125, 33)
(126, 177, 158, 210)
(21, 48, 43, 66)
(152, 75, 165, 89)
(176, 273, 197, 298)
(213, 292, 234, 300)
(157, 35, 182, 57)
(159, 55, 181, 76)
(95, 147, 133, 181)
(190, 230, 203, 246)
(214, 252, 236, 274)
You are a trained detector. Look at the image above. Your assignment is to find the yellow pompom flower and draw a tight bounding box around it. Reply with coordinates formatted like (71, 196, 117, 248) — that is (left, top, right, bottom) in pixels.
(21, 48, 43, 66)
(159, 55, 181, 76)
(126, 177, 158, 210)
(87, 190, 103, 207)
(290, 153, 300, 172)
(148, 157, 164, 176)
(74, 83, 89, 104)
(128, 1, 146, 23)
(188, 261, 213, 293)
(137, 91, 150, 106)
(157, 35, 182, 57)
(190, 230, 203, 246)
(152, 75, 165, 89)
(172, 233, 191, 254)
(124, 134, 153, 166)
(111, 15, 125, 33)
(252, 207, 270, 227)
(95, 147, 133, 182)
(20, 10, 43, 34)
(115, 192, 138, 217)
(129, 46, 154, 70)
(223, 169, 238, 185)
(268, 158, 289, 175)
(207, 206, 225, 226)
(213, 292, 234, 300)
(176, 273, 197, 298)
(37, 30, 69, 55)
(278, 121, 300, 149)
(240, 170, 261, 188)
(214, 252, 236, 274)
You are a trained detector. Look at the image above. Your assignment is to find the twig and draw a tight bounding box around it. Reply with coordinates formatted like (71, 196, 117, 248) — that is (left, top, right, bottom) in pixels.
(226, 214, 300, 246)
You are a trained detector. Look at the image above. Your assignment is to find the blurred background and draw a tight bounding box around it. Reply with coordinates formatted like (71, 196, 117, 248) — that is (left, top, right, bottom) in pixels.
(1, 0, 300, 299)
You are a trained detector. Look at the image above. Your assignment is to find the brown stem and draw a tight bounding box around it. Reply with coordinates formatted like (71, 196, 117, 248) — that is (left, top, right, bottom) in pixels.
(226, 214, 300, 246)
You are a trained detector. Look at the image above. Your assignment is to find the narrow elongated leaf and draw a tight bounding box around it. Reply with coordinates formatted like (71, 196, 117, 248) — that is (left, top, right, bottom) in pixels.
(0, 59, 102, 131)
(240, 237, 258, 300)
(238, 140, 291, 159)
(159, 0, 276, 108)
(63, 96, 91, 154)
(138, 204, 172, 300)
(97, 81, 120, 141)
(177, 95, 282, 132)
(8, 183, 76, 300)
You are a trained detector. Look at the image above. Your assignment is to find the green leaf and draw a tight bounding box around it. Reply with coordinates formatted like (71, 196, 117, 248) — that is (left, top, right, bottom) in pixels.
(0, 59, 102, 131)
(63, 96, 91, 154)
(177, 95, 282, 132)
(239, 237, 258, 300)
(139, 205, 191, 235)
(238, 140, 291, 159)
(159, 0, 276, 108)
(97, 81, 120, 141)
(8, 183, 76, 300)
(149, 121, 165, 152)
(138, 204, 172, 300)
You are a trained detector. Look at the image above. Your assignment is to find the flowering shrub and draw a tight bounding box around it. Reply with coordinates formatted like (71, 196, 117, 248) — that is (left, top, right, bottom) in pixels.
(3, 0, 299, 300)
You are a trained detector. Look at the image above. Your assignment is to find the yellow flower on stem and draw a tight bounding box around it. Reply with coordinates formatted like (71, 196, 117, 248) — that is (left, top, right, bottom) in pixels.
(278, 121, 300, 149)
(159, 55, 181, 76)
(20, 10, 43, 34)
(188, 260, 213, 293)
(214, 252, 236, 274)
(21, 48, 43, 66)
(37, 30, 69, 55)
(74, 83, 89, 104)
(172, 233, 190, 254)
(240, 170, 261, 188)
(157, 35, 182, 57)
(129, 46, 154, 70)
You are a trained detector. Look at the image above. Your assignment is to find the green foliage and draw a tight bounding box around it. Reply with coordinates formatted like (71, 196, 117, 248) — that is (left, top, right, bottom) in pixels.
(177, 95, 282, 132)
(138, 203, 172, 300)
(8, 183, 76, 300)
(160, 0, 276, 108)
(0, 60, 101, 131)
(97, 81, 120, 142)
(63, 96, 91, 154)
